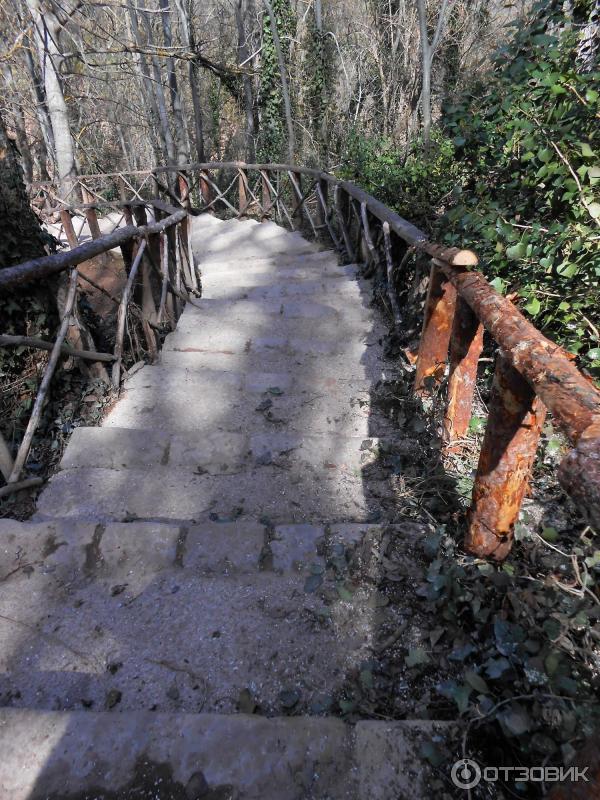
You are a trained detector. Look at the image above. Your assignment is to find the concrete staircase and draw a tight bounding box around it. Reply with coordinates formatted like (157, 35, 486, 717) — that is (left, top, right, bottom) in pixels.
(0, 216, 446, 799)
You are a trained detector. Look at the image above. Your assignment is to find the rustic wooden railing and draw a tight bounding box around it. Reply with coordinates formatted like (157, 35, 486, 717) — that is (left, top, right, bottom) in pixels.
(0, 197, 193, 498)
(3, 162, 599, 560)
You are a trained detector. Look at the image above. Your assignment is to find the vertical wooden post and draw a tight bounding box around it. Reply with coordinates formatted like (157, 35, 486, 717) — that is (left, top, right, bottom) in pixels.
(414, 261, 457, 395)
(131, 205, 159, 354)
(261, 169, 272, 220)
(238, 168, 248, 216)
(80, 186, 101, 240)
(149, 204, 163, 269)
(292, 170, 303, 224)
(316, 177, 329, 228)
(84, 206, 102, 241)
(334, 186, 356, 261)
(199, 170, 214, 210)
(442, 296, 484, 452)
(466, 355, 547, 560)
(178, 172, 190, 209)
(157, 231, 171, 326)
(59, 210, 78, 249)
(118, 177, 134, 226)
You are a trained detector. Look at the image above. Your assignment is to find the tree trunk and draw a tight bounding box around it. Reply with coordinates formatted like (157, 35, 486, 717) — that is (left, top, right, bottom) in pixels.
(174, 0, 206, 162)
(138, 7, 177, 168)
(22, 45, 54, 180)
(2, 65, 34, 183)
(25, 0, 78, 200)
(159, 0, 190, 167)
(264, 0, 295, 163)
(416, 0, 431, 153)
(0, 114, 48, 267)
(236, 0, 257, 162)
(127, 0, 168, 165)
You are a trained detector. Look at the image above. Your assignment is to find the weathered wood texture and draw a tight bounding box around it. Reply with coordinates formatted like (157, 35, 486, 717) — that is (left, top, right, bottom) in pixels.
(442, 296, 484, 451)
(17, 162, 600, 554)
(466, 356, 547, 559)
(414, 263, 457, 394)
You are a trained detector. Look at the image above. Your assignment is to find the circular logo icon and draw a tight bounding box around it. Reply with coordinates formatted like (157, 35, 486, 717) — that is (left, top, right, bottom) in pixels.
(451, 759, 482, 790)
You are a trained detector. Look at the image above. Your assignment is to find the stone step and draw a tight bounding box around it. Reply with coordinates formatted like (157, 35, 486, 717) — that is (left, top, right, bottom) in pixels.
(1, 518, 425, 580)
(157, 344, 389, 382)
(101, 368, 389, 437)
(194, 228, 319, 262)
(122, 363, 377, 393)
(200, 275, 365, 302)
(0, 708, 446, 800)
(0, 520, 428, 714)
(34, 461, 386, 523)
(0, 518, 427, 714)
(178, 297, 374, 326)
(60, 426, 399, 474)
(164, 321, 375, 357)
(192, 216, 319, 249)
(197, 249, 345, 273)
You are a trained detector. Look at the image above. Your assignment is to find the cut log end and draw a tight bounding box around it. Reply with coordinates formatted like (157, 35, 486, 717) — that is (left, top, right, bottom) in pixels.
(451, 249, 479, 267)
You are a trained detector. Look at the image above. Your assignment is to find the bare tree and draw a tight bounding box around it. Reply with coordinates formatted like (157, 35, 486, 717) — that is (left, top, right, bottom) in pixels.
(263, 0, 294, 162)
(158, 0, 190, 166)
(416, 0, 451, 153)
(25, 0, 78, 197)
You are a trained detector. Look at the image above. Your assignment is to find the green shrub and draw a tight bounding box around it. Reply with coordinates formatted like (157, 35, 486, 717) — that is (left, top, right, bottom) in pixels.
(440, 0, 599, 373)
(340, 0, 600, 377)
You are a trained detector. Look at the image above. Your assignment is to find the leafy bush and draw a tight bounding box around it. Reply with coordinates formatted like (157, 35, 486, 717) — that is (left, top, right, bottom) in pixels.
(440, 0, 599, 373)
(339, 130, 461, 234)
(340, 1, 600, 377)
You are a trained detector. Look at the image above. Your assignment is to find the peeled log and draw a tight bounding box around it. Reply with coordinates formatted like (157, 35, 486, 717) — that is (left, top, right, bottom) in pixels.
(466, 355, 547, 560)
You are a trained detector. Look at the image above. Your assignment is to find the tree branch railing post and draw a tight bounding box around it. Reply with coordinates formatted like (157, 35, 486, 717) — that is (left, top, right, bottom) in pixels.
(237, 167, 249, 216)
(7, 269, 79, 484)
(442, 296, 484, 453)
(413, 261, 457, 396)
(261, 169, 273, 219)
(14, 162, 600, 558)
(112, 240, 147, 387)
(466, 355, 547, 559)
(334, 185, 356, 262)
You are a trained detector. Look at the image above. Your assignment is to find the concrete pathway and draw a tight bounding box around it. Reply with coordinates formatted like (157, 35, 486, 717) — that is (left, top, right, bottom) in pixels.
(0, 216, 442, 799)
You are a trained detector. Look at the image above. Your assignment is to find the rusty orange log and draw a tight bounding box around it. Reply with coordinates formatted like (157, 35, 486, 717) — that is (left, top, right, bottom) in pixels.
(436, 260, 600, 533)
(436, 262, 600, 442)
(414, 262, 457, 395)
(238, 168, 248, 216)
(59, 210, 79, 250)
(443, 296, 484, 452)
(466, 355, 547, 559)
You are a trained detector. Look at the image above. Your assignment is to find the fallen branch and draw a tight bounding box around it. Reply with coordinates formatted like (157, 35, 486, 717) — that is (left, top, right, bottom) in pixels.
(0, 334, 116, 363)
(0, 477, 44, 498)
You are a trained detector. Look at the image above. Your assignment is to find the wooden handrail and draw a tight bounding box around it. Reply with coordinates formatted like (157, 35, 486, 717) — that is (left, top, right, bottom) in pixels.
(1, 197, 191, 493)
(13, 163, 600, 556)
(0, 203, 186, 290)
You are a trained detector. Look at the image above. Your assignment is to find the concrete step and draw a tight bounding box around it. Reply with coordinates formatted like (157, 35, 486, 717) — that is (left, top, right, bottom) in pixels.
(102, 368, 389, 437)
(0, 518, 428, 715)
(178, 297, 374, 327)
(192, 233, 318, 267)
(157, 344, 390, 383)
(195, 224, 315, 252)
(61, 427, 398, 474)
(197, 250, 347, 274)
(34, 461, 386, 523)
(163, 322, 375, 359)
(0, 708, 446, 800)
(0, 518, 424, 579)
(200, 275, 366, 301)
